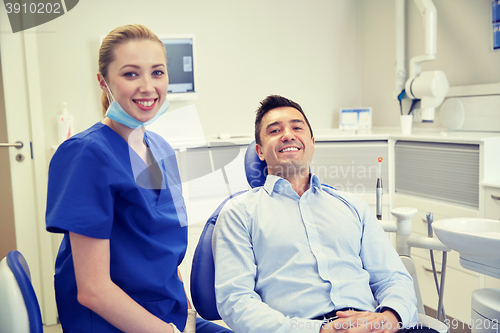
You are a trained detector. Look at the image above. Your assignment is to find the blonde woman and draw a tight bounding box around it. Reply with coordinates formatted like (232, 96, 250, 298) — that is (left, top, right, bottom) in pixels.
(46, 24, 231, 333)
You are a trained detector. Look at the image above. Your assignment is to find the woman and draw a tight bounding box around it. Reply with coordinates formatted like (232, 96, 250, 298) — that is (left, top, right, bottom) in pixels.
(46, 24, 231, 333)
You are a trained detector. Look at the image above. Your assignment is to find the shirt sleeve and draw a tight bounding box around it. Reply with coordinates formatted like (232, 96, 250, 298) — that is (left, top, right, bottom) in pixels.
(351, 194, 419, 327)
(46, 138, 115, 239)
(212, 197, 324, 333)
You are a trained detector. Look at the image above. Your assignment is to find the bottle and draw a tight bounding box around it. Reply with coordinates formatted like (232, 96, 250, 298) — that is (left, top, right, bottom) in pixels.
(58, 103, 74, 143)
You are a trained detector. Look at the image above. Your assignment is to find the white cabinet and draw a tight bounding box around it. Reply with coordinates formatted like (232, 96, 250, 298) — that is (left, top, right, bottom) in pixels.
(312, 141, 391, 218)
(481, 186, 500, 292)
(484, 187, 500, 221)
(391, 136, 500, 322)
(394, 193, 479, 322)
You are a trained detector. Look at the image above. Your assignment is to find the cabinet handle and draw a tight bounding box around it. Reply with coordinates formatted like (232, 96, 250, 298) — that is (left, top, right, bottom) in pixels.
(423, 265, 441, 274)
(492, 194, 500, 201)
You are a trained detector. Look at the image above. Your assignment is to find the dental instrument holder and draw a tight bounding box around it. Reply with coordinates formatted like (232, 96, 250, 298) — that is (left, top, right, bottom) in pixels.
(386, 207, 450, 321)
(387, 208, 450, 256)
(391, 207, 418, 256)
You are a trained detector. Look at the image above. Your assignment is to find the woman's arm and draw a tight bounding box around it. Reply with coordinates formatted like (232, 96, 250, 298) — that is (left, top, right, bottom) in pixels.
(70, 232, 176, 333)
(177, 268, 192, 309)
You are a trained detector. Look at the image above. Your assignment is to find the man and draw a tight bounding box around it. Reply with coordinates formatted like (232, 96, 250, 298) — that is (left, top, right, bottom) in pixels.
(213, 95, 429, 333)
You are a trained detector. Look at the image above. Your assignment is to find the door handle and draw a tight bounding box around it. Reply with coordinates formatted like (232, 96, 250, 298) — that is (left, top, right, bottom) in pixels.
(0, 141, 23, 149)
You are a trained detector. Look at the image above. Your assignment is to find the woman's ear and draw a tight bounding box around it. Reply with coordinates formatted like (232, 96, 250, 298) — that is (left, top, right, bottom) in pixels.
(97, 73, 108, 92)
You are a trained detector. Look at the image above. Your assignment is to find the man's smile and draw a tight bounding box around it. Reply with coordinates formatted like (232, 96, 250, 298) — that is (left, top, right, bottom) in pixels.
(279, 146, 301, 153)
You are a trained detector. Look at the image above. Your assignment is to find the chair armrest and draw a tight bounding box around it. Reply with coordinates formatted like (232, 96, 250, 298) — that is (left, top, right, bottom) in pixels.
(417, 313, 448, 333)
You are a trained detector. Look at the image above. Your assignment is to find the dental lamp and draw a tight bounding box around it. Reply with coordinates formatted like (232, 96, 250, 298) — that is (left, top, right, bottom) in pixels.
(402, 0, 449, 122)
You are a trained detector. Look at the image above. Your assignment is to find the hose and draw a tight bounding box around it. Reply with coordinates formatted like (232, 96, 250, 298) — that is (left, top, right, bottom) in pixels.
(427, 212, 447, 322)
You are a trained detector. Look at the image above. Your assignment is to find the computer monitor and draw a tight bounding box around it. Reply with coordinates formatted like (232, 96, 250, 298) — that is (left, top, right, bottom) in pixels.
(159, 34, 198, 101)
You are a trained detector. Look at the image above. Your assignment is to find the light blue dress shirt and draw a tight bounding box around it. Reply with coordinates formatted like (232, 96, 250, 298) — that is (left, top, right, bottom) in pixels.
(213, 174, 418, 333)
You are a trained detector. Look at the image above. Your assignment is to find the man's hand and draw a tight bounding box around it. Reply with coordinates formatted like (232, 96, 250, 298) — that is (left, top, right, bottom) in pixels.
(319, 309, 400, 333)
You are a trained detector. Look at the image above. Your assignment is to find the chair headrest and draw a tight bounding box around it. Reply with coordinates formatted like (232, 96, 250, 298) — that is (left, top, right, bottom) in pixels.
(244, 141, 267, 188)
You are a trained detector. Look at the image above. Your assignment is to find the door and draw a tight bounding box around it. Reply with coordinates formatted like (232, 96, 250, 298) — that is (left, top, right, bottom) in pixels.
(0, 10, 58, 325)
(0, 62, 17, 260)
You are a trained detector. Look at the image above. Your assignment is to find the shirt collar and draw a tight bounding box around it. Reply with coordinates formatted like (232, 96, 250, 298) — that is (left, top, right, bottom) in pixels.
(262, 173, 322, 195)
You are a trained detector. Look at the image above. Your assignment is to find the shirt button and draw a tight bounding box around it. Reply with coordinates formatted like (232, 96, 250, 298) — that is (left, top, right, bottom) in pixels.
(307, 223, 311, 226)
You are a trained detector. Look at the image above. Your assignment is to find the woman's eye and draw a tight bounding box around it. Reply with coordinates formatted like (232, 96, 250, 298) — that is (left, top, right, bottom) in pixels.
(124, 72, 137, 77)
(153, 70, 164, 76)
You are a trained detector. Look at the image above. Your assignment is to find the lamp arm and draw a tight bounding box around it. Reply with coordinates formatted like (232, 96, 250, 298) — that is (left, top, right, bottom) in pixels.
(409, 0, 437, 78)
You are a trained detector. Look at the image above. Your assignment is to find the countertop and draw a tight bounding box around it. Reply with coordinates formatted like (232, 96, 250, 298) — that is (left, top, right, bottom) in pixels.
(197, 127, 500, 146)
(166, 127, 500, 188)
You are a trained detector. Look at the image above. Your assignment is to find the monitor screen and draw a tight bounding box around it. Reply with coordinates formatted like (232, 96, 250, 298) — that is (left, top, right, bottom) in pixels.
(159, 35, 198, 100)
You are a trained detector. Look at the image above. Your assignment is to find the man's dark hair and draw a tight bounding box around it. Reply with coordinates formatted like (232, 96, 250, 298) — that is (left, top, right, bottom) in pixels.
(254, 95, 313, 145)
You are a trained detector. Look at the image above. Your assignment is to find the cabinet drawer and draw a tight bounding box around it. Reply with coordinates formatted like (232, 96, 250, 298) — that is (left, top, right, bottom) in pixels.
(412, 247, 463, 274)
(485, 187, 500, 220)
(311, 141, 388, 194)
(394, 141, 479, 207)
(485, 275, 500, 289)
(393, 193, 478, 237)
(413, 255, 478, 322)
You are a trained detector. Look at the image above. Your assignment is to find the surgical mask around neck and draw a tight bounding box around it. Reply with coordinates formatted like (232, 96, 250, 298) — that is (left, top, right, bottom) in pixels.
(102, 78, 169, 129)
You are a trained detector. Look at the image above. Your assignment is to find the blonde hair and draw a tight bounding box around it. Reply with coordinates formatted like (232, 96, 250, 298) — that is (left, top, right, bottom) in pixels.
(98, 24, 166, 117)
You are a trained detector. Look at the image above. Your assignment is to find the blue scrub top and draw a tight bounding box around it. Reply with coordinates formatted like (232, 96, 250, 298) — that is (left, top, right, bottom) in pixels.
(46, 122, 188, 332)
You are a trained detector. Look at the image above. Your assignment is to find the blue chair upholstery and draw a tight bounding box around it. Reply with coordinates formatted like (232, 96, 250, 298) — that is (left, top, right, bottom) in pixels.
(244, 141, 267, 188)
(0, 250, 43, 333)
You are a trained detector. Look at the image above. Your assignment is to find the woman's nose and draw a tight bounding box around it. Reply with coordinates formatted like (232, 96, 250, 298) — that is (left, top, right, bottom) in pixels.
(139, 77, 155, 94)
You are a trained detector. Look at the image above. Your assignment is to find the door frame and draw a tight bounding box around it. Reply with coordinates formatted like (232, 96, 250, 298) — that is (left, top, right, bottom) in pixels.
(0, 10, 58, 325)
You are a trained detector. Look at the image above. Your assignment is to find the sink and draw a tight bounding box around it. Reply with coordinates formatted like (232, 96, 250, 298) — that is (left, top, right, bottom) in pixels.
(432, 218, 500, 278)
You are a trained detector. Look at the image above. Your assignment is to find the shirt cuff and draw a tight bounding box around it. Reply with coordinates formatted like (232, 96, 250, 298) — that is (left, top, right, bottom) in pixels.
(378, 306, 402, 323)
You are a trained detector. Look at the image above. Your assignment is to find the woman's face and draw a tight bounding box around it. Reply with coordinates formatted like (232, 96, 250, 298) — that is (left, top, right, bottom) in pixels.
(102, 40, 168, 123)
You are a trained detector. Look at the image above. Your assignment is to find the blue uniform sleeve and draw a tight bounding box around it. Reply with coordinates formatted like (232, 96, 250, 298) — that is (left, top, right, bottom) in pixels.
(46, 138, 115, 239)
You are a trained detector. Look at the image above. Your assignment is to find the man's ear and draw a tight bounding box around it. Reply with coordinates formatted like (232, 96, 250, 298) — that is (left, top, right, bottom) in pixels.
(255, 144, 265, 161)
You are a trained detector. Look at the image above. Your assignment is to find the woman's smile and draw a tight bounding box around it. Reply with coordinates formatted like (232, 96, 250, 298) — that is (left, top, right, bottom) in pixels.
(133, 98, 158, 111)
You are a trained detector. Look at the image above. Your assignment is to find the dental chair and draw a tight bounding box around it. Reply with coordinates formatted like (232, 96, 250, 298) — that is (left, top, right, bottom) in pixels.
(0, 250, 43, 333)
(190, 141, 448, 333)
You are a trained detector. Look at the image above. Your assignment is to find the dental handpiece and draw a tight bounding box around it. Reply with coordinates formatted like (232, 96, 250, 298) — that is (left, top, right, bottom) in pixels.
(376, 178, 382, 220)
(376, 157, 383, 220)
(426, 212, 434, 237)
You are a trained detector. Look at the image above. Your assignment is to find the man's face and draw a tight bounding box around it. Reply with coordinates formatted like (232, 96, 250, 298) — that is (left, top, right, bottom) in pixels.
(256, 107, 315, 178)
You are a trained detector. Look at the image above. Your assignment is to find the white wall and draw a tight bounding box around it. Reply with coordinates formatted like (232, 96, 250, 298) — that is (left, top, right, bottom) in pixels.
(360, 0, 500, 128)
(12, 0, 500, 177)
(34, 0, 361, 163)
